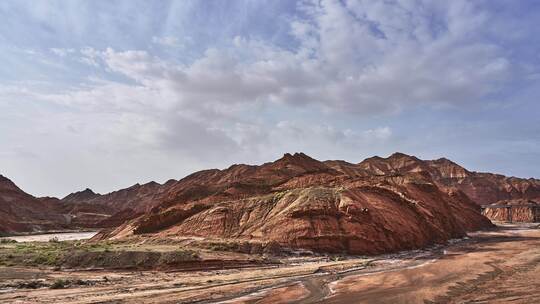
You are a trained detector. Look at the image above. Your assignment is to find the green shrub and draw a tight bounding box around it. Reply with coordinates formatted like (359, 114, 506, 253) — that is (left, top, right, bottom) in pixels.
(50, 279, 68, 289)
(18, 280, 46, 289)
(206, 242, 238, 252)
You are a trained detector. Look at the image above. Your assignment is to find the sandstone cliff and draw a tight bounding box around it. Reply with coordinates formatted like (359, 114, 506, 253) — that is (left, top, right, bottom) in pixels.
(482, 199, 540, 223)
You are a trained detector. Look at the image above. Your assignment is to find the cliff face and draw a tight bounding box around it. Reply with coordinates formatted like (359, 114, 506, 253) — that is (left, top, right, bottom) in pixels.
(451, 174, 540, 206)
(101, 153, 493, 254)
(482, 199, 540, 223)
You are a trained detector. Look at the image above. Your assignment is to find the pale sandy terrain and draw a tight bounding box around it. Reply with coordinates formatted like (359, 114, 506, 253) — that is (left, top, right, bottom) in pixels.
(0, 231, 97, 243)
(1, 224, 539, 303)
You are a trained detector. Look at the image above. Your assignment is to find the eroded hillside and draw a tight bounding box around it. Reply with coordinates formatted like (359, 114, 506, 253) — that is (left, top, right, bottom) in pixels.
(99, 153, 494, 254)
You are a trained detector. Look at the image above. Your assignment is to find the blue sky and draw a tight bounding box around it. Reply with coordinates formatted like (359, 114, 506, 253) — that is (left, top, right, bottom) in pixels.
(1, 0, 539, 197)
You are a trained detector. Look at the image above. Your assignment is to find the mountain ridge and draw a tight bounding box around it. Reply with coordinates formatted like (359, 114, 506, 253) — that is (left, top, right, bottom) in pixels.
(93, 152, 499, 254)
(3, 152, 539, 239)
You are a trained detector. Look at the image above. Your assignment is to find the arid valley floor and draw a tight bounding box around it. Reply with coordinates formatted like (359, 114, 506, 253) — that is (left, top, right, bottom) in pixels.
(1, 223, 539, 304)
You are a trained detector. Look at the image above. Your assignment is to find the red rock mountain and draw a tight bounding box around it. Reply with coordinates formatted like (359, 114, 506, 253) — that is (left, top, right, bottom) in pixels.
(0, 175, 68, 235)
(60, 181, 175, 227)
(5, 152, 539, 246)
(482, 199, 540, 223)
(99, 153, 495, 254)
(0, 175, 117, 235)
(356, 153, 540, 205)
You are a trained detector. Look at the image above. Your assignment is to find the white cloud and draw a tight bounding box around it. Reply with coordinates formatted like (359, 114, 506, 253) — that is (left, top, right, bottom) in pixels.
(2, 0, 536, 196)
(17, 0, 519, 167)
(69, 1, 513, 117)
(151, 36, 188, 48)
(50, 48, 75, 57)
(79, 47, 101, 67)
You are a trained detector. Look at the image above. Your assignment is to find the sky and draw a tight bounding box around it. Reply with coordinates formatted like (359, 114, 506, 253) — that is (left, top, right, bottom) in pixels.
(1, 0, 539, 198)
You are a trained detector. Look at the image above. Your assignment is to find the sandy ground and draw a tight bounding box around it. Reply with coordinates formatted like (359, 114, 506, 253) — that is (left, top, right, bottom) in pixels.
(1, 224, 539, 303)
(1, 231, 97, 242)
(320, 225, 540, 304)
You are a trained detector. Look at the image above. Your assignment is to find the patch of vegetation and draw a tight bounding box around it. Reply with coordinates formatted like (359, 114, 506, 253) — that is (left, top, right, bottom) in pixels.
(173, 249, 199, 260)
(205, 242, 239, 252)
(50, 279, 68, 289)
(32, 250, 62, 266)
(0, 240, 114, 267)
(332, 256, 345, 262)
(83, 241, 114, 252)
(0, 239, 202, 270)
(17, 280, 47, 289)
(73, 279, 93, 286)
(153, 249, 201, 267)
(0, 238, 17, 244)
(271, 190, 290, 202)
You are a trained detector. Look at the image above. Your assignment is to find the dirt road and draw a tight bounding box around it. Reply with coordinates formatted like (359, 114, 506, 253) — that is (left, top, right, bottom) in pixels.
(1, 224, 539, 303)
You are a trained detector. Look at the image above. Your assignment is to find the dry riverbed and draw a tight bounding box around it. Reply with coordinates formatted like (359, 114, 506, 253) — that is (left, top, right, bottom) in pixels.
(0, 224, 539, 303)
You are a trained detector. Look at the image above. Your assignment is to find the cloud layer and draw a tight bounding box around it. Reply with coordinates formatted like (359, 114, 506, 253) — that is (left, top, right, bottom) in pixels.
(0, 0, 539, 196)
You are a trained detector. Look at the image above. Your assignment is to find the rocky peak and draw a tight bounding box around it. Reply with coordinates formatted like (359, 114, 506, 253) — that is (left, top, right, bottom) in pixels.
(388, 152, 418, 160)
(279, 152, 312, 162)
(79, 188, 97, 196)
(62, 188, 100, 203)
(272, 152, 330, 172)
(0, 174, 21, 192)
(358, 152, 425, 176)
(279, 152, 321, 163)
(431, 157, 463, 167)
(427, 157, 471, 179)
